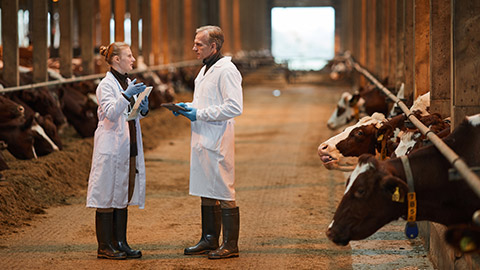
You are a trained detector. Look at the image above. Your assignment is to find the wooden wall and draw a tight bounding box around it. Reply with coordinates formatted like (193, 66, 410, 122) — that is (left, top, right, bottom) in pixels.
(339, 0, 480, 126)
(0, 0, 253, 86)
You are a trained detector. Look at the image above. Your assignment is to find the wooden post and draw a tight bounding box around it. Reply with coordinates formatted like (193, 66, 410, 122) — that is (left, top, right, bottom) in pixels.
(429, 0, 451, 118)
(232, 0, 241, 53)
(59, 0, 74, 78)
(99, 0, 111, 46)
(396, 0, 405, 91)
(334, 1, 342, 54)
(79, 0, 95, 75)
(166, 0, 183, 63)
(366, 0, 376, 75)
(114, 0, 126, 42)
(141, 0, 152, 65)
(374, 0, 384, 79)
(183, 0, 195, 60)
(130, 0, 140, 59)
(1, 0, 19, 86)
(388, 0, 397, 88)
(160, 0, 169, 64)
(404, 0, 415, 105)
(32, 0, 48, 83)
(414, 0, 429, 98)
(359, 0, 368, 86)
(219, 0, 232, 55)
(451, 0, 480, 127)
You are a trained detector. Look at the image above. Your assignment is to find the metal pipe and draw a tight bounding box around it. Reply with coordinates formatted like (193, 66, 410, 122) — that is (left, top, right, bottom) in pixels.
(0, 60, 201, 94)
(346, 55, 480, 198)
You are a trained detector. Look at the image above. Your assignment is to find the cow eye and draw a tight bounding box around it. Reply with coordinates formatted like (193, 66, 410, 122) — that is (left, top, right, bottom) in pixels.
(354, 188, 366, 198)
(356, 130, 364, 137)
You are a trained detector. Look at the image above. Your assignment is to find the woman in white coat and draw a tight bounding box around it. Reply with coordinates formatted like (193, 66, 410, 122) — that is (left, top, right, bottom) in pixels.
(174, 26, 243, 259)
(86, 42, 148, 260)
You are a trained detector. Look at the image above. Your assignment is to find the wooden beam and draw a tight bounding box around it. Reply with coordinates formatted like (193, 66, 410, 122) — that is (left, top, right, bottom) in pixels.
(2, 0, 19, 86)
(395, 0, 405, 91)
(183, 0, 195, 60)
(33, 0, 48, 83)
(219, 0, 232, 54)
(366, 0, 376, 74)
(387, 0, 396, 88)
(114, 0, 125, 42)
(404, 0, 414, 106)
(451, 0, 480, 127)
(141, 0, 152, 65)
(429, 0, 451, 118)
(130, 0, 140, 59)
(59, 0, 74, 78)
(414, 0, 429, 98)
(374, 0, 384, 78)
(100, 0, 111, 46)
(232, 0, 241, 53)
(79, 0, 95, 75)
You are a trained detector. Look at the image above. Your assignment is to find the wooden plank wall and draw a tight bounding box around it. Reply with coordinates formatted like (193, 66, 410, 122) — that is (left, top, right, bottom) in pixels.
(1, 0, 249, 85)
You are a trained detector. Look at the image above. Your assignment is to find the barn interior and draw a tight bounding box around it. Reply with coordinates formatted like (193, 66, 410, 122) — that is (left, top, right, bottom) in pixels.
(1, 0, 480, 269)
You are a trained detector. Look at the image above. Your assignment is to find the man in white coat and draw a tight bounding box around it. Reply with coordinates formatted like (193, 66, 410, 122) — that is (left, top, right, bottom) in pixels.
(175, 25, 243, 259)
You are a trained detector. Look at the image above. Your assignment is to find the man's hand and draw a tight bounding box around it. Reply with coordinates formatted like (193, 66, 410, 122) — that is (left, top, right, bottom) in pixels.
(179, 105, 197, 121)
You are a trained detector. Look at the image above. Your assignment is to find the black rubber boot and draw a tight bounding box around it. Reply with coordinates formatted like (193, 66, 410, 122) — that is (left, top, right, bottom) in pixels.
(113, 208, 142, 258)
(208, 207, 239, 259)
(96, 211, 127, 260)
(184, 205, 222, 255)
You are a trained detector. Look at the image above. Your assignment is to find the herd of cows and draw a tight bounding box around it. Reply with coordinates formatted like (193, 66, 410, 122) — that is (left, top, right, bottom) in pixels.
(0, 60, 199, 182)
(320, 61, 480, 254)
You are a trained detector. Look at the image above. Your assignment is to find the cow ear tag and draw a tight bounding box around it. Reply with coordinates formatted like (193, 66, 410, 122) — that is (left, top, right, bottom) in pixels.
(405, 222, 419, 239)
(392, 187, 404, 203)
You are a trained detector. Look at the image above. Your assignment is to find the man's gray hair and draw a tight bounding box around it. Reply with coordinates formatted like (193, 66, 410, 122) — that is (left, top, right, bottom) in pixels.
(196, 25, 224, 51)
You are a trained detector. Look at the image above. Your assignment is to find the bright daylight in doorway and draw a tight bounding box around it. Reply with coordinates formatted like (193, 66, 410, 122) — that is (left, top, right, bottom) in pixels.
(271, 7, 335, 71)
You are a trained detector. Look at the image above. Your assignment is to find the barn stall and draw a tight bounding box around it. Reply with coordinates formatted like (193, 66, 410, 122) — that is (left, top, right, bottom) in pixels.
(0, 0, 480, 269)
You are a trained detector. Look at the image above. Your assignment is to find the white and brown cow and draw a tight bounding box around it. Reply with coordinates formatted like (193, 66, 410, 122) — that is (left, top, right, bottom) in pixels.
(319, 113, 387, 171)
(326, 114, 480, 246)
(326, 82, 391, 130)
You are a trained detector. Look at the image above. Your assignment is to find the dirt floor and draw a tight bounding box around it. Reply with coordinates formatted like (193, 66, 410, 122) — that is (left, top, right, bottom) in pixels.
(0, 66, 435, 269)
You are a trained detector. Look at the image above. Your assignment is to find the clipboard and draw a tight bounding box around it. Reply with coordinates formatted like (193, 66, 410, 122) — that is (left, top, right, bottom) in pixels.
(126, 86, 153, 121)
(161, 103, 188, 113)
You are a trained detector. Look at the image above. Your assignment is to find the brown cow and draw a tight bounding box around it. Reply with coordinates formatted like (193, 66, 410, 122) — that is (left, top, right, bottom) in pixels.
(0, 114, 36, 160)
(58, 84, 98, 138)
(326, 113, 480, 246)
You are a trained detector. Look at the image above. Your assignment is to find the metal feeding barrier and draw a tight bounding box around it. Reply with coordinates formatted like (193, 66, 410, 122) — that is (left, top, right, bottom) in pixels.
(345, 54, 480, 199)
(0, 59, 202, 94)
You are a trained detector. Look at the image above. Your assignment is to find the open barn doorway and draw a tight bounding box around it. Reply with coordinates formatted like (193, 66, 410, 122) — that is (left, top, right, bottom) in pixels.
(271, 7, 335, 71)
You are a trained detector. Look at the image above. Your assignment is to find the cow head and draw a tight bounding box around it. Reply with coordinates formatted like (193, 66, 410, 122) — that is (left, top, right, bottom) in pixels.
(0, 95, 25, 121)
(20, 87, 67, 129)
(327, 92, 364, 130)
(326, 154, 408, 246)
(319, 113, 386, 171)
(0, 115, 37, 160)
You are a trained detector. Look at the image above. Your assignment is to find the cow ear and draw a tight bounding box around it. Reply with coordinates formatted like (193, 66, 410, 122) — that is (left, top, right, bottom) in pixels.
(380, 175, 408, 203)
(349, 93, 360, 106)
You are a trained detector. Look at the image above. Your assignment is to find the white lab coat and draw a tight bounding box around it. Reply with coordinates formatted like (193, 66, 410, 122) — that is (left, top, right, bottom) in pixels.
(187, 56, 243, 201)
(86, 71, 146, 209)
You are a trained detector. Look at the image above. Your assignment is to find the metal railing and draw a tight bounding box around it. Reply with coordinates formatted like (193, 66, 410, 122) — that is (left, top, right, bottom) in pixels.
(0, 59, 202, 94)
(345, 54, 480, 198)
